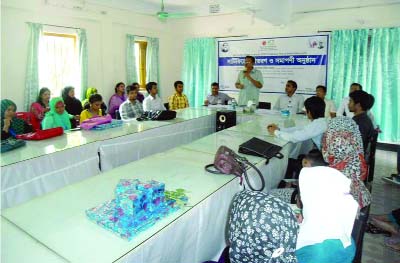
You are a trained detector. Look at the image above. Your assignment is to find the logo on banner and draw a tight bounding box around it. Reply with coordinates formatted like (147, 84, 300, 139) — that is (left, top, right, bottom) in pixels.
(261, 40, 275, 46)
(220, 42, 230, 53)
(260, 40, 276, 51)
(308, 38, 325, 49)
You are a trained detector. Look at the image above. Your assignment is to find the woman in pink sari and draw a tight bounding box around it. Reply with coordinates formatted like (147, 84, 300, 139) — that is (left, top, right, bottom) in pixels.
(30, 87, 51, 126)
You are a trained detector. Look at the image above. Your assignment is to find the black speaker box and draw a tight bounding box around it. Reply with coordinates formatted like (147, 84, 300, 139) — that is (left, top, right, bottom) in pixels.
(216, 110, 236, 132)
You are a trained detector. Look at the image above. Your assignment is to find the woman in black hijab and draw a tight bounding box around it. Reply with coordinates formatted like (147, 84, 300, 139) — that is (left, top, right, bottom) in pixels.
(62, 86, 82, 128)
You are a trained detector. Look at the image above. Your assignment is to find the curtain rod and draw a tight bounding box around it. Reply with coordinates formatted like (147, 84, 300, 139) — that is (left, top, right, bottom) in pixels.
(216, 35, 248, 38)
(30, 23, 81, 30)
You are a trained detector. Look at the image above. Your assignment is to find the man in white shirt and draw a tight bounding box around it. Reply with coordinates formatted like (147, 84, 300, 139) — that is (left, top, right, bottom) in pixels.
(268, 96, 327, 150)
(204, 82, 231, 105)
(336, 83, 362, 118)
(273, 80, 304, 114)
(143, 82, 166, 111)
(316, 85, 336, 118)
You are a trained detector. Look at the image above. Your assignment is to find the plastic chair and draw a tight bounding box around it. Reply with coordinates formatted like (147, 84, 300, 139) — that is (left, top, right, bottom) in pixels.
(114, 110, 121, 120)
(15, 112, 40, 131)
(366, 130, 379, 182)
(351, 205, 370, 263)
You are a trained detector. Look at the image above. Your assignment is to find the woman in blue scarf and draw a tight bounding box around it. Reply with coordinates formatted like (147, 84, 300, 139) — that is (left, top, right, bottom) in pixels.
(1, 99, 32, 140)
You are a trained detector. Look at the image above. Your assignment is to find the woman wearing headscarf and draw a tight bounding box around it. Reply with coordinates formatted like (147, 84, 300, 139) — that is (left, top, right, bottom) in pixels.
(30, 87, 51, 123)
(82, 87, 107, 114)
(321, 116, 372, 208)
(108, 82, 126, 119)
(1, 99, 32, 140)
(228, 190, 299, 263)
(296, 166, 358, 263)
(61, 86, 82, 128)
(42, 97, 72, 131)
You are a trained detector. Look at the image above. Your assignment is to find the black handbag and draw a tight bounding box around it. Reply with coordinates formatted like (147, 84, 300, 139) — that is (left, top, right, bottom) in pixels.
(139, 110, 177, 121)
(238, 137, 284, 164)
(205, 146, 265, 191)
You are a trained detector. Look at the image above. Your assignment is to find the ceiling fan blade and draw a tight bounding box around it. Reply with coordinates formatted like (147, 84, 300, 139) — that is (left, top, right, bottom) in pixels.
(165, 12, 197, 18)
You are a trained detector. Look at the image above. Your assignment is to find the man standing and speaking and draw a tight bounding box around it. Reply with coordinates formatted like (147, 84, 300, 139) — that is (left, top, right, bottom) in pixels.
(235, 55, 264, 106)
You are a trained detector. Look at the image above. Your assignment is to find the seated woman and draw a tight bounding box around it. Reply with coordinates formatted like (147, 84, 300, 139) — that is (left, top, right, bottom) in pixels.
(82, 87, 107, 114)
(296, 166, 358, 263)
(42, 97, 73, 131)
(270, 149, 327, 204)
(108, 82, 126, 119)
(119, 84, 144, 121)
(62, 86, 82, 128)
(30, 87, 51, 125)
(321, 116, 372, 208)
(80, 94, 104, 123)
(1, 99, 32, 140)
(228, 190, 298, 263)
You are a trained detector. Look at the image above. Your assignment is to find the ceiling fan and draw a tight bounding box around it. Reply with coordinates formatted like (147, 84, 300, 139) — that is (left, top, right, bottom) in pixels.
(156, 0, 196, 21)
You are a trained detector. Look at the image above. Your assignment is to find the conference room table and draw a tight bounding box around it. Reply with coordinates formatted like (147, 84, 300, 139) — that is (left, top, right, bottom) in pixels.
(1, 113, 311, 263)
(1, 108, 217, 209)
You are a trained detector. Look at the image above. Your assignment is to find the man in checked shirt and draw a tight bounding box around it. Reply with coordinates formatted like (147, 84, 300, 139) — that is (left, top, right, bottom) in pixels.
(168, 80, 189, 110)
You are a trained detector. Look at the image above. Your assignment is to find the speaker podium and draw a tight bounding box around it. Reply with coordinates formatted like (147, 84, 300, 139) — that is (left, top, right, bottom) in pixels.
(216, 110, 236, 132)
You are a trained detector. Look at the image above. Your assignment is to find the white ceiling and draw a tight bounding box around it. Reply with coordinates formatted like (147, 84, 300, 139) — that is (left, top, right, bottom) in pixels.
(56, 0, 400, 25)
(85, 0, 400, 14)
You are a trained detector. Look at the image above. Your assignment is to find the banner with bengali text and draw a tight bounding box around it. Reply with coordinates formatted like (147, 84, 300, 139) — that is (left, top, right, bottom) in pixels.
(217, 35, 329, 95)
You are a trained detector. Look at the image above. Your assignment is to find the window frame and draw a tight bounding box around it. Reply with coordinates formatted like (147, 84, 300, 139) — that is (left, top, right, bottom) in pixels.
(135, 40, 147, 90)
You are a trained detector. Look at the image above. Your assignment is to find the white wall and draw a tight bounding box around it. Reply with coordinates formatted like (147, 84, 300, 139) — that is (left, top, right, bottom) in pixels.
(2, 1, 400, 109)
(167, 3, 400, 105)
(1, 0, 182, 110)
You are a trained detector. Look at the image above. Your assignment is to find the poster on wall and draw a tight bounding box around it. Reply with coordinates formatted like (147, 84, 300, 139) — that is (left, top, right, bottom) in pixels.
(217, 35, 329, 95)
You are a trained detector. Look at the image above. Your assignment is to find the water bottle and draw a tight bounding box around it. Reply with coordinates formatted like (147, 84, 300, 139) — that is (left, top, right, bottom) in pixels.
(287, 100, 293, 115)
(231, 98, 237, 110)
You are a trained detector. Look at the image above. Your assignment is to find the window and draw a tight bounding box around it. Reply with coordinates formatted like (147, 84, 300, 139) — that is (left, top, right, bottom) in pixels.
(39, 32, 81, 98)
(134, 41, 147, 89)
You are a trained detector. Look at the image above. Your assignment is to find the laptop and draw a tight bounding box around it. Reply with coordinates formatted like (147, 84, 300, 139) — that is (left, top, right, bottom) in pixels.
(238, 137, 283, 161)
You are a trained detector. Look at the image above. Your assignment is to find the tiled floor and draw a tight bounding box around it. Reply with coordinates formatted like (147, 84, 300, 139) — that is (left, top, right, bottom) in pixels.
(363, 149, 400, 263)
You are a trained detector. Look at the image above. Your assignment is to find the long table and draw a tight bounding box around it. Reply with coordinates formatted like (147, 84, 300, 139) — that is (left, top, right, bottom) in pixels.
(1, 108, 217, 209)
(1, 113, 311, 263)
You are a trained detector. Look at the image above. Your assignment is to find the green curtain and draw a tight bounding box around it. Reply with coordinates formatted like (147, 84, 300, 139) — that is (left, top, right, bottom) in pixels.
(181, 38, 217, 107)
(327, 29, 369, 105)
(126, 34, 138, 85)
(366, 28, 400, 142)
(25, 23, 43, 111)
(77, 29, 88, 100)
(146, 37, 160, 96)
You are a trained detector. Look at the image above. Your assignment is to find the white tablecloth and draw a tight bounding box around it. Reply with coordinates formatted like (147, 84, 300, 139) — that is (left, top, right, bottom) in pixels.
(1, 140, 100, 209)
(2, 126, 291, 263)
(99, 114, 215, 172)
(1, 109, 216, 209)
